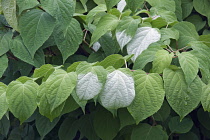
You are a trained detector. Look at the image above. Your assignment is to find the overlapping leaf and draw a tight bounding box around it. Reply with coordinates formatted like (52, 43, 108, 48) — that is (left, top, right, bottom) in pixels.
(163, 68, 202, 119)
(128, 70, 165, 124)
(41, 0, 75, 28)
(53, 18, 83, 63)
(6, 80, 39, 123)
(0, 82, 8, 119)
(19, 9, 56, 57)
(116, 16, 139, 49)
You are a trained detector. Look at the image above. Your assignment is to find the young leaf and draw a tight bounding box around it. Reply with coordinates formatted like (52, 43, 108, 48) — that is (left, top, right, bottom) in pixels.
(178, 52, 199, 85)
(2, 0, 18, 30)
(90, 14, 119, 46)
(133, 44, 163, 70)
(44, 69, 77, 112)
(6, 80, 39, 123)
(0, 82, 8, 119)
(116, 16, 139, 49)
(127, 27, 161, 61)
(16, 0, 39, 14)
(172, 22, 199, 47)
(99, 69, 135, 110)
(125, 0, 144, 13)
(93, 106, 120, 140)
(33, 64, 55, 79)
(41, 0, 75, 28)
(0, 31, 13, 56)
(163, 68, 202, 119)
(0, 54, 8, 78)
(152, 50, 173, 74)
(53, 18, 83, 63)
(19, 9, 56, 57)
(131, 123, 168, 140)
(169, 116, 193, 134)
(128, 70, 165, 124)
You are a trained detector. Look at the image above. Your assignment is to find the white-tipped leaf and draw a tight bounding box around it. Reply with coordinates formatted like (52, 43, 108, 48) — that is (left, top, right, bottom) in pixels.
(99, 70, 135, 110)
(127, 27, 161, 61)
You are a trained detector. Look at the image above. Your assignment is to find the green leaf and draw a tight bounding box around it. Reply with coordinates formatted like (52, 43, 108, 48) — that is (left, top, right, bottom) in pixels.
(116, 16, 139, 49)
(71, 90, 87, 112)
(163, 68, 202, 119)
(188, 41, 210, 83)
(197, 108, 210, 130)
(201, 84, 210, 111)
(60, 95, 79, 115)
(90, 14, 119, 46)
(105, 0, 120, 11)
(41, 0, 75, 28)
(160, 28, 179, 41)
(2, 0, 18, 30)
(133, 44, 162, 70)
(53, 18, 83, 63)
(93, 106, 120, 140)
(38, 84, 64, 121)
(131, 123, 168, 140)
(86, 4, 107, 23)
(169, 116, 193, 133)
(178, 52, 199, 85)
(76, 66, 107, 100)
(125, 0, 144, 13)
(98, 54, 132, 69)
(16, 0, 39, 14)
(127, 27, 161, 61)
(33, 64, 55, 79)
(118, 108, 135, 130)
(94, 0, 105, 5)
(0, 54, 8, 78)
(36, 113, 60, 139)
(193, 0, 210, 19)
(152, 50, 173, 74)
(179, 132, 199, 140)
(174, 0, 182, 21)
(128, 70, 165, 124)
(0, 31, 13, 56)
(99, 33, 120, 56)
(58, 117, 79, 140)
(78, 114, 99, 140)
(99, 69, 135, 110)
(199, 34, 210, 47)
(44, 69, 77, 112)
(0, 115, 10, 137)
(150, 7, 177, 25)
(19, 9, 56, 57)
(172, 22, 199, 47)
(0, 82, 8, 119)
(153, 100, 171, 122)
(186, 15, 206, 31)
(182, 0, 193, 19)
(146, 0, 176, 12)
(6, 80, 39, 123)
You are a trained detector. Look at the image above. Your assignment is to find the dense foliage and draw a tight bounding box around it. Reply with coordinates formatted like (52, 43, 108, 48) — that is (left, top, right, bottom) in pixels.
(0, 0, 210, 139)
